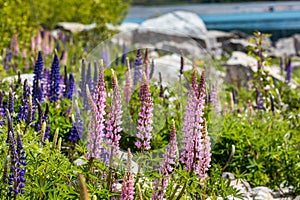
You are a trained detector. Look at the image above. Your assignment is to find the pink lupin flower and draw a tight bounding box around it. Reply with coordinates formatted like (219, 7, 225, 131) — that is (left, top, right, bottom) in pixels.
(36, 30, 42, 52)
(86, 60, 107, 160)
(49, 36, 55, 54)
(121, 149, 135, 200)
(152, 120, 178, 200)
(86, 86, 104, 160)
(143, 48, 150, 80)
(198, 119, 211, 179)
(135, 75, 153, 151)
(106, 70, 122, 159)
(42, 31, 50, 55)
(124, 58, 132, 103)
(11, 34, 20, 57)
(180, 71, 211, 179)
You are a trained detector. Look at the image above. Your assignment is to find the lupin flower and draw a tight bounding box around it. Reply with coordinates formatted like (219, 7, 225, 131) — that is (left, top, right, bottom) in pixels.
(133, 50, 143, 85)
(63, 66, 68, 98)
(121, 149, 135, 200)
(135, 75, 153, 151)
(143, 48, 150, 80)
(86, 62, 93, 95)
(18, 80, 31, 121)
(8, 88, 14, 114)
(86, 86, 105, 160)
(80, 60, 87, 108)
(149, 59, 155, 80)
(67, 73, 75, 100)
(285, 58, 292, 84)
(0, 91, 5, 126)
(209, 83, 221, 114)
(11, 34, 20, 57)
(49, 54, 61, 102)
(152, 120, 178, 200)
(121, 44, 128, 66)
(68, 102, 84, 142)
(255, 88, 263, 109)
(4, 48, 12, 70)
(106, 70, 123, 159)
(115, 53, 119, 66)
(124, 58, 132, 103)
(86, 60, 107, 160)
(32, 51, 44, 102)
(180, 71, 211, 179)
(93, 61, 98, 90)
(7, 112, 26, 196)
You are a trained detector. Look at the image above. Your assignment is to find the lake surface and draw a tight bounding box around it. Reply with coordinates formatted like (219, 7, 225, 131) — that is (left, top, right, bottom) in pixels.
(124, 2, 300, 40)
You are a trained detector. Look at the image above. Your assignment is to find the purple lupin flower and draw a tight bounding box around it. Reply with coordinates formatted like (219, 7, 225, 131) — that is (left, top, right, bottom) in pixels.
(80, 60, 87, 108)
(152, 120, 177, 200)
(180, 71, 210, 179)
(115, 53, 119, 66)
(106, 70, 123, 159)
(49, 54, 61, 102)
(86, 62, 93, 96)
(8, 88, 14, 114)
(32, 51, 44, 103)
(63, 66, 68, 98)
(121, 148, 135, 200)
(3, 48, 12, 70)
(121, 44, 128, 66)
(285, 58, 292, 84)
(0, 91, 5, 126)
(124, 58, 132, 103)
(7, 111, 26, 197)
(68, 102, 83, 142)
(18, 80, 31, 121)
(133, 50, 143, 85)
(255, 88, 263, 110)
(135, 75, 153, 151)
(67, 73, 75, 100)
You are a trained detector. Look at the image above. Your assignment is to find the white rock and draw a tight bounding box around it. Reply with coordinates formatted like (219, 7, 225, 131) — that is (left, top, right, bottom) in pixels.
(150, 53, 193, 86)
(2, 74, 34, 85)
(139, 11, 207, 40)
(56, 22, 97, 33)
(275, 37, 296, 57)
(251, 186, 274, 200)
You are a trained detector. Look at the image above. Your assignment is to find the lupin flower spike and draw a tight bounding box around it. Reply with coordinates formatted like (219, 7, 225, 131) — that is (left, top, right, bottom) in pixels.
(133, 49, 143, 85)
(152, 119, 178, 200)
(52, 128, 59, 149)
(49, 54, 61, 102)
(135, 73, 153, 151)
(106, 69, 123, 159)
(121, 148, 135, 200)
(124, 57, 132, 103)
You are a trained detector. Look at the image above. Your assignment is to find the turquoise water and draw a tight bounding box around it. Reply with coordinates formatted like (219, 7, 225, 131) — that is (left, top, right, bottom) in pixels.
(123, 10, 300, 31)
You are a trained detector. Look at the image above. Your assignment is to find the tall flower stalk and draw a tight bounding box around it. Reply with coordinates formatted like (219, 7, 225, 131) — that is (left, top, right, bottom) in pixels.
(152, 120, 178, 200)
(180, 71, 209, 178)
(121, 149, 135, 200)
(49, 54, 61, 102)
(124, 58, 132, 103)
(133, 50, 143, 85)
(135, 75, 153, 151)
(106, 70, 123, 159)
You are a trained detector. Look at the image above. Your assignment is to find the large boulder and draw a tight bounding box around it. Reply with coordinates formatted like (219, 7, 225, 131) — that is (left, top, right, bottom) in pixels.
(139, 11, 207, 40)
(222, 38, 252, 53)
(132, 11, 208, 56)
(274, 37, 296, 57)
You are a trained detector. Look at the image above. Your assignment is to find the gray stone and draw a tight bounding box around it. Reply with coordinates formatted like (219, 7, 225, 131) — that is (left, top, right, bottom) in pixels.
(294, 195, 300, 200)
(293, 34, 300, 56)
(222, 38, 252, 53)
(150, 53, 193, 86)
(222, 172, 235, 180)
(274, 37, 296, 57)
(251, 186, 274, 200)
(55, 22, 97, 33)
(230, 179, 251, 200)
(139, 11, 207, 40)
